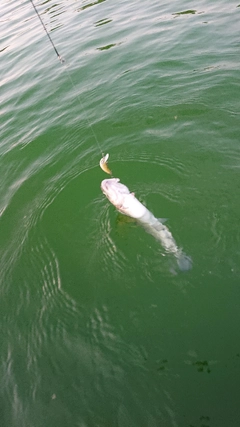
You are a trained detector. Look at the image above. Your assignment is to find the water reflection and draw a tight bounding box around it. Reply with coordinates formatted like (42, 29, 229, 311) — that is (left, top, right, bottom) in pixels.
(190, 415, 211, 427)
(173, 10, 197, 16)
(40, 1, 65, 32)
(94, 18, 112, 27)
(97, 43, 116, 51)
(77, 0, 106, 12)
(192, 360, 211, 373)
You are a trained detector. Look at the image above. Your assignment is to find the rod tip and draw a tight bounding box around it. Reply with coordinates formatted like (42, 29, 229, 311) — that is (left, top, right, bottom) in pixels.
(59, 56, 65, 64)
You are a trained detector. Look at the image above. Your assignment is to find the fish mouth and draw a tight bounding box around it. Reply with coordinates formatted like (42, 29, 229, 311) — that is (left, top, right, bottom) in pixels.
(101, 178, 120, 193)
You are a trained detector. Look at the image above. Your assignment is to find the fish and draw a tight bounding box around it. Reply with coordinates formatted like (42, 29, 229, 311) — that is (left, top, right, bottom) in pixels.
(100, 153, 112, 175)
(101, 178, 192, 271)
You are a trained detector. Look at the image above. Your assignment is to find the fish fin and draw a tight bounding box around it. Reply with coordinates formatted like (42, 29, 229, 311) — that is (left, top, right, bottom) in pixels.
(158, 218, 168, 224)
(176, 251, 192, 271)
(116, 203, 125, 211)
(116, 203, 129, 214)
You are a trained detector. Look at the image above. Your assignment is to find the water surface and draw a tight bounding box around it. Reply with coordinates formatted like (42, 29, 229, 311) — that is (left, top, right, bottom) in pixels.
(1, 0, 240, 426)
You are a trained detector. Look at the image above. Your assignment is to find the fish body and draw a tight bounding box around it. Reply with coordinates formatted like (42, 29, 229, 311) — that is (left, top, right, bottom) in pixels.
(101, 178, 192, 271)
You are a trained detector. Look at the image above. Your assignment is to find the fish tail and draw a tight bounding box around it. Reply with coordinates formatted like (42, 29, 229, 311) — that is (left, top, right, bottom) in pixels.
(176, 250, 192, 271)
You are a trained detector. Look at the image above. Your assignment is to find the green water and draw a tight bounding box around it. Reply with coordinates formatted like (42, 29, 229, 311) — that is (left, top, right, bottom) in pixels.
(1, 0, 240, 426)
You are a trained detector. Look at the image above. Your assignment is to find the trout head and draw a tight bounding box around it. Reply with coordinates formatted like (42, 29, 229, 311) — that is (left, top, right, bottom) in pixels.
(101, 178, 130, 210)
(101, 178, 146, 219)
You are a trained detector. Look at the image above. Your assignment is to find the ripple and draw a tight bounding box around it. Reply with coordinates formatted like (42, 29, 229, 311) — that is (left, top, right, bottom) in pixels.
(173, 10, 197, 16)
(94, 18, 112, 27)
(210, 212, 225, 251)
(41, 1, 65, 32)
(29, 235, 79, 339)
(1, 0, 240, 423)
(78, 0, 106, 12)
(87, 196, 128, 279)
(86, 304, 118, 346)
(97, 43, 117, 51)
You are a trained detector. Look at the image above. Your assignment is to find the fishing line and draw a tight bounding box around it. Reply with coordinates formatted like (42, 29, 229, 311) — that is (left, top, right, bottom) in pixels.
(29, 0, 105, 157)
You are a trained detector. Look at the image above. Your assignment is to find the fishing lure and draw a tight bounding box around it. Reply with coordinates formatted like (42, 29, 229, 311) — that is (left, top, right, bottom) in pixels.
(100, 153, 112, 175)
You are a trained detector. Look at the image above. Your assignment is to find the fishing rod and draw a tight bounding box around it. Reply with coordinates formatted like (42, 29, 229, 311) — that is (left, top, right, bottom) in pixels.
(29, 0, 64, 63)
(29, 0, 112, 172)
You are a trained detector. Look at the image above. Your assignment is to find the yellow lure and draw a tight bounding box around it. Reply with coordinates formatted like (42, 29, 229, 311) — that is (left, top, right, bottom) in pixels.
(100, 153, 112, 175)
